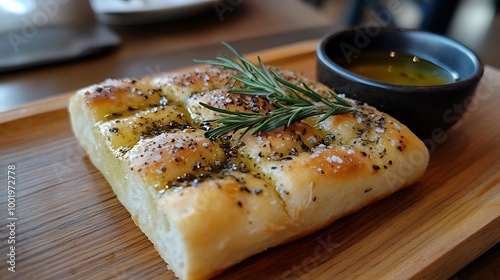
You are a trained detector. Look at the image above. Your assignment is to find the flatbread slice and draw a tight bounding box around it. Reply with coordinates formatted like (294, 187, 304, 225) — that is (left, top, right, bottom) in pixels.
(68, 66, 429, 279)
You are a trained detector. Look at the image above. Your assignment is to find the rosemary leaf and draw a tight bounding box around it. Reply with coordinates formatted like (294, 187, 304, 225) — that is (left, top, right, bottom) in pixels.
(195, 43, 353, 139)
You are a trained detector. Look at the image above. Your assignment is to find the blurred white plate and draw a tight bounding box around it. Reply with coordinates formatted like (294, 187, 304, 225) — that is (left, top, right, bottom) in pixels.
(90, 0, 220, 25)
(0, 0, 37, 32)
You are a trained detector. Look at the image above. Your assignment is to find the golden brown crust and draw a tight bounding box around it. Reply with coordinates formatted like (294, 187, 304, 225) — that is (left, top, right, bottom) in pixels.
(126, 129, 225, 188)
(68, 66, 429, 280)
(79, 78, 163, 121)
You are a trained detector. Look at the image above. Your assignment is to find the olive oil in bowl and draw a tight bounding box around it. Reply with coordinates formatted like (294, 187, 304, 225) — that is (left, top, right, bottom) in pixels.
(317, 27, 484, 138)
(342, 51, 459, 86)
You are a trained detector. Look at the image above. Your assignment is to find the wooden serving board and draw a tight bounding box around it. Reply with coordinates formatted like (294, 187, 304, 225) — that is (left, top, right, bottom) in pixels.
(0, 40, 499, 280)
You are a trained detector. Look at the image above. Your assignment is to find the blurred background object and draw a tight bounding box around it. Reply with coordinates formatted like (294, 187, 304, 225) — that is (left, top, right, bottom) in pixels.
(344, 0, 465, 34)
(0, 0, 95, 31)
(1, 0, 498, 75)
(89, 0, 219, 25)
(0, 0, 37, 32)
(0, 0, 119, 73)
(0, 25, 120, 73)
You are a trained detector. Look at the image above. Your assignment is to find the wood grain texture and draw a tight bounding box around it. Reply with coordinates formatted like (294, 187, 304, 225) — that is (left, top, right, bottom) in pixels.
(0, 42, 499, 280)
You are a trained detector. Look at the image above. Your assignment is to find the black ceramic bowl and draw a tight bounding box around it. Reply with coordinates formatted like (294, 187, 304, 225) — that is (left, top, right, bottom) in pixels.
(316, 27, 484, 139)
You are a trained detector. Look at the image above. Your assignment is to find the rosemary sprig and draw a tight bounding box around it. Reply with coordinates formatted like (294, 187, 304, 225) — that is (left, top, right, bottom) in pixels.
(194, 42, 353, 139)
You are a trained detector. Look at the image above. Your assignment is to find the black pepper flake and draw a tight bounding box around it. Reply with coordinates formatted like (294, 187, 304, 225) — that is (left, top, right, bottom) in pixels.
(364, 188, 372, 193)
(241, 187, 251, 193)
(109, 127, 119, 133)
(373, 165, 380, 171)
(361, 151, 367, 157)
(270, 166, 277, 170)
(237, 201, 243, 207)
(253, 188, 262, 195)
(313, 196, 317, 201)
(388, 160, 393, 165)
(397, 146, 403, 151)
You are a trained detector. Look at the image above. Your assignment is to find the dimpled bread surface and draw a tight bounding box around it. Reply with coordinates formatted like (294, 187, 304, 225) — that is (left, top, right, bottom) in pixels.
(68, 66, 429, 280)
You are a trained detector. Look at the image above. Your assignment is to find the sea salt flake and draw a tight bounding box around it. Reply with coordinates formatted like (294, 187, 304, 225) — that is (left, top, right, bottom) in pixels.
(326, 155, 343, 164)
(153, 155, 162, 162)
(308, 135, 317, 143)
(174, 142, 183, 148)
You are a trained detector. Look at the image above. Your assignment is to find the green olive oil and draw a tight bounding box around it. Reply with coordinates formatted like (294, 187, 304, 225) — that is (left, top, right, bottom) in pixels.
(342, 51, 459, 86)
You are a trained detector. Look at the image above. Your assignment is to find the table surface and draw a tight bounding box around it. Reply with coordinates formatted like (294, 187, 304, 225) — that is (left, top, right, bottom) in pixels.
(0, 1, 498, 279)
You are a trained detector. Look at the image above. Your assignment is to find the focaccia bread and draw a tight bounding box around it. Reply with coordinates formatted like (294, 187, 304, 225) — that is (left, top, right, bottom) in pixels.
(68, 66, 429, 279)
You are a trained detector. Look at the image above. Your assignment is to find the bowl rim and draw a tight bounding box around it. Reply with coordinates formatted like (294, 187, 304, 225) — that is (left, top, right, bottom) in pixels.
(316, 27, 485, 91)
